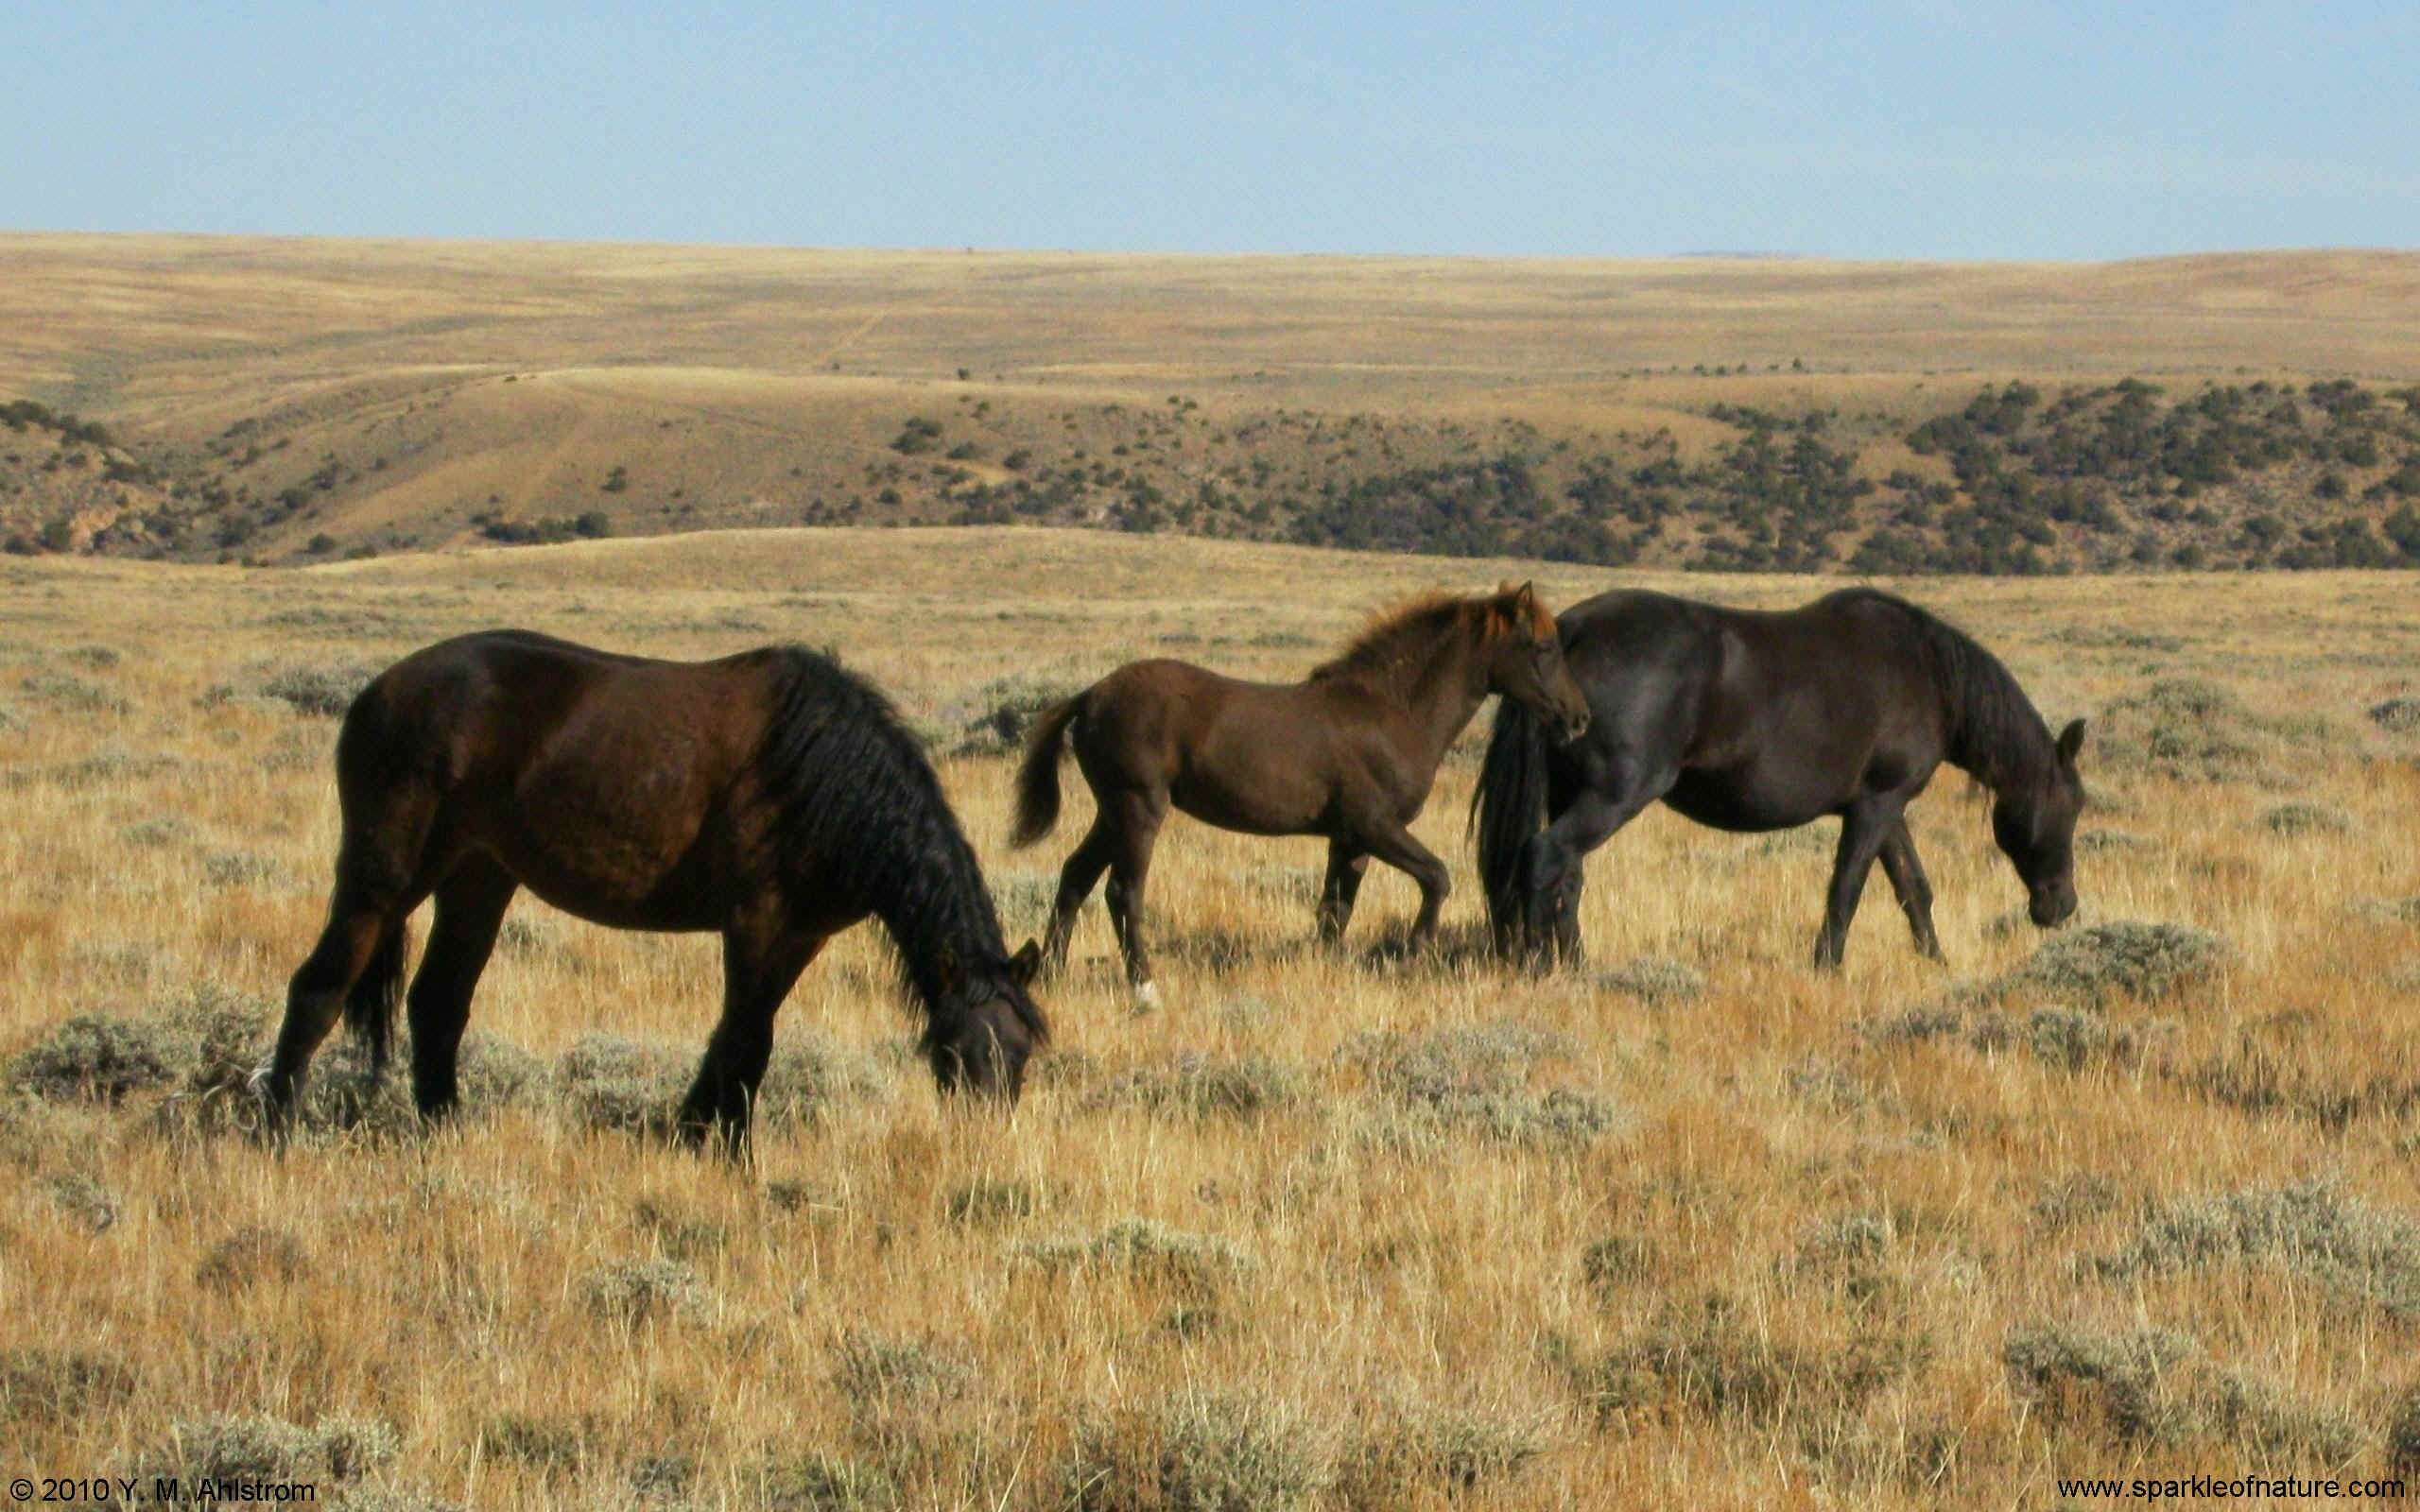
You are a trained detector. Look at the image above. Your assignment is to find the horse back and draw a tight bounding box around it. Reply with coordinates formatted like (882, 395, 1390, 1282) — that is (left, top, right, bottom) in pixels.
(337, 630, 782, 926)
(1557, 590, 1950, 828)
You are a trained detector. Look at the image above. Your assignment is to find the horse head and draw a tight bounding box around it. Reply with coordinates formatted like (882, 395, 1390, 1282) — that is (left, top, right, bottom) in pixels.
(1994, 718, 2086, 927)
(1484, 582, 1591, 743)
(925, 938, 1049, 1102)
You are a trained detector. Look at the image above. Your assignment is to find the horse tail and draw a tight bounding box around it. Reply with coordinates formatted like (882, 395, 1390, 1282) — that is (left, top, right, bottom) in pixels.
(1471, 694, 1549, 939)
(1011, 690, 1086, 849)
(344, 915, 408, 1081)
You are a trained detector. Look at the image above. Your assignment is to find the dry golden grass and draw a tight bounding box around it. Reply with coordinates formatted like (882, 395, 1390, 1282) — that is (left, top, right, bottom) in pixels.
(3, 527, 2418, 1508)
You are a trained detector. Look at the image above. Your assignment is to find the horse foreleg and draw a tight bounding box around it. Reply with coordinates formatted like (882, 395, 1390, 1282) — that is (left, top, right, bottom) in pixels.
(406, 855, 518, 1120)
(680, 922, 824, 1160)
(1515, 784, 1651, 969)
(1101, 789, 1167, 1005)
(1876, 818, 1944, 963)
(1814, 804, 1895, 968)
(1315, 840, 1370, 944)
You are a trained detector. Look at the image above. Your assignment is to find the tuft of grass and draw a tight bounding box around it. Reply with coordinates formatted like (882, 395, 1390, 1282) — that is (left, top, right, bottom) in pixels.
(2092, 678, 2342, 787)
(194, 1224, 307, 1291)
(42, 1170, 120, 1232)
(1580, 1234, 1662, 1298)
(937, 672, 1084, 758)
(554, 1036, 683, 1134)
(2096, 1178, 2420, 1319)
(1085, 1053, 1302, 1122)
(2260, 800, 2352, 835)
(1059, 1389, 1334, 1512)
(10, 1012, 184, 1103)
(130, 1412, 401, 1486)
(202, 850, 283, 888)
(579, 1258, 712, 1325)
(2003, 1324, 2365, 1462)
(2001, 1324, 2198, 1443)
(21, 668, 129, 714)
(753, 1451, 900, 1511)
(0, 1347, 137, 1429)
(2370, 696, 2420, 735)
(1341, 1019, 1616, 1150)
(1594, 955, 1707, 1005)
(1548, 1295, 1928, 1434)
(1016, 1217, 1256, 1296)
(1991, 920, 2227, 1006)
(479, 1411, 595, 1474)
(944, 1177, 1041, 1225)
(259, 661, 381, 717)
(1333, 1400, 1547, 1505)
(2078, 827, 2157, 854)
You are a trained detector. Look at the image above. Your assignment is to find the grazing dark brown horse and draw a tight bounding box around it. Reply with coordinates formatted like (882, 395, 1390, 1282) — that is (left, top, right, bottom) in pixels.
(1475, 587, 2084, 967)
(1011, 583, 1592, 1001)
(260, 630, 1046, 1153)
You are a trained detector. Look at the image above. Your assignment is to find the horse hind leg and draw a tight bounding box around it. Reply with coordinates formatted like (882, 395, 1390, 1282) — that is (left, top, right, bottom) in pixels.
(262, 782, 442, 1139)
(1813, 802, 1896, 968)
(406, 854, 518, 1121)
(263, 877, 423, 1139)
(1100, 788, 1168, 1005)
(1042, 816, 1116, 971)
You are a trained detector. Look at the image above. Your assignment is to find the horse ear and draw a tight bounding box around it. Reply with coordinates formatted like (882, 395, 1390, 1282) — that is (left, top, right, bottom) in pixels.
(1009, 938, 1042, 987)
(2056, 718, 2086, 765)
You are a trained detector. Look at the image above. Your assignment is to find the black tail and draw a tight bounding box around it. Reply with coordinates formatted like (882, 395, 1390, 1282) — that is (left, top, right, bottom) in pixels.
(1011, 692, 1086, 849)
(1471, 696, 1550, 944)
(345, 918, 408, 1080)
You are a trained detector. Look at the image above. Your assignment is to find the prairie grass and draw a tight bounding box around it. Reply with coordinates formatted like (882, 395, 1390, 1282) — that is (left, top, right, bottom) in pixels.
(0, 529, 2416, 1506)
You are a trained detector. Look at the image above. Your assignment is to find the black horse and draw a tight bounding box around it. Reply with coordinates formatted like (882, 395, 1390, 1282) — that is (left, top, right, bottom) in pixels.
(260, 630, 1047, 1153)
(1474, 588, 2084, 967)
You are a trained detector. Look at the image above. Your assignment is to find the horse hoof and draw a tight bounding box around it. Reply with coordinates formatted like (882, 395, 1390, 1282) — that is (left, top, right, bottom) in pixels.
(1131, 981, 1163, 1014)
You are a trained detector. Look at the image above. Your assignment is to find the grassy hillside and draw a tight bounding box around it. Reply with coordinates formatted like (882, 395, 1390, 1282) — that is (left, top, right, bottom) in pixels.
(2, 528, 2418, 1507)
(5, 236, 2420, 572)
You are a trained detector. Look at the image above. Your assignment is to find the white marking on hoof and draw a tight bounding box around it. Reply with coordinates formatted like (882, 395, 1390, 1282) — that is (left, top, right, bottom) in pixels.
(1131, 981, 1163, 1014)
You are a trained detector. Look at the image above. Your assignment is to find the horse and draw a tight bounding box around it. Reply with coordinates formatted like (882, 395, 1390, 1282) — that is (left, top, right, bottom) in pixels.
(259, 629, 1047, 1154)
(1473, 587, 2084, 968)
(1011, 582, 1592, 1002)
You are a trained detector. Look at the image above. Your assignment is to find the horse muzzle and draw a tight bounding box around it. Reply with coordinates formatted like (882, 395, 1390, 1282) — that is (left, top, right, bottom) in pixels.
(2029, 885, 2078, 928)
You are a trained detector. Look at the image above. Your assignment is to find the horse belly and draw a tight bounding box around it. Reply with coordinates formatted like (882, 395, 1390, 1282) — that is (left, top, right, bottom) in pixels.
(1169, 722, 1338, 835)
(1169, 765, 1326, 835)
(1662, 765, 1835, 833)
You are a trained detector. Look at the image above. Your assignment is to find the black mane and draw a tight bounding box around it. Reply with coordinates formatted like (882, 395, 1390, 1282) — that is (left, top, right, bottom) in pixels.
(758, 648, 1043, 1039)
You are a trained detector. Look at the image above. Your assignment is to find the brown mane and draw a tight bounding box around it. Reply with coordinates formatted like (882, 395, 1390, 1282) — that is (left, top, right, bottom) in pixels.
(1312, 587, 1537, 681)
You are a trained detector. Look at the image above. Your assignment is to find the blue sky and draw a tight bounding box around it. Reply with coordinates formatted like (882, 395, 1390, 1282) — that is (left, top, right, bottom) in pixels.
(9, 2, 2416, 259)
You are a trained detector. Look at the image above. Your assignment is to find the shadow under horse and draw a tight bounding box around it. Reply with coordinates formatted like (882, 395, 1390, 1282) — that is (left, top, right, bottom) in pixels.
(1474, 587, 2085, 967)
(261, 629, 1047, 1154)
(1012, 582, 1592, 1003)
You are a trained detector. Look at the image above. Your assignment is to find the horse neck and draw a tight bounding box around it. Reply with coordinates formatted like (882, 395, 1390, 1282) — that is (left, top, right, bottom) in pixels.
(1931, 637, 2054, 800)
(1333, 617, 1491, 759)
